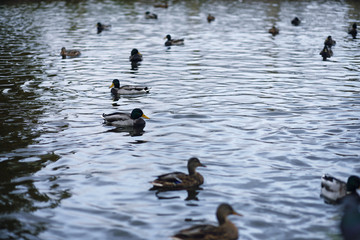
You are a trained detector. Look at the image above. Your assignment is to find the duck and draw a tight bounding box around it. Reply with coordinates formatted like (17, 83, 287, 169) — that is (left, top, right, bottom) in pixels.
(320, 174, 360, 204)
(102, 108, 149, 127)
(97, 22, 111, 34)
(291, 17, 301, 26)
(268, 25, 279, 36)
(320, 45, 332, 61)
(129, 49, 143, 63)
(340, 194, 360, 240)
(324, 36, 336, 48)
(154, 2, 168, 8)
(349, 23, 357, 39)
(145, 11, 158, 19)
(150, 157, 206, 190)
(164, 34, 185, 46)
(110, 79, 150, 96)
(172, 203, 242, 240)
(207, 14, 215, 23)
(60, 47, 81, 59)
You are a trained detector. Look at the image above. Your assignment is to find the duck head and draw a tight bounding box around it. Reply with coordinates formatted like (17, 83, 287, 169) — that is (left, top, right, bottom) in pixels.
(216, 203, 242, 225)
(164, 34, 171, 40)
(131, 48, 140, 56)
(131, 108, 150, 120)
(110, 79, 120, 88)
(346, 176, 360, 192)
(187, 157, 206, 175)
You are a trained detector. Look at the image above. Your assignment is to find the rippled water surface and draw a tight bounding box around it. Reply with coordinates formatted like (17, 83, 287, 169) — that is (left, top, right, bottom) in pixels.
(1, 0, 360, 239)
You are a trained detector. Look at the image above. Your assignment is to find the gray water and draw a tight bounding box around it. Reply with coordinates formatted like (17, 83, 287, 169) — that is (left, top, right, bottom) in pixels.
(1, 0, 360, 239)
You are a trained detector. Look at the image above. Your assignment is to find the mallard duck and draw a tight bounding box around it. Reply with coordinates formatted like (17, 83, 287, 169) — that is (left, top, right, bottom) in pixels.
(150, 157, 205, 190)
(268, 25, 279, 36)
(207, 14, 215, 23)
(340, 194, 360, 240)
(324, 36, 336, 48)
(154, 2, 168, 8)
(110, 79, 149, 96)
(60, 47, 81, 59)
(129, 49, 143, 63)
(145, 11, 158, 19)
(97, 22, 111, 34)
(320, 174, 360, 204)
(320, 45, 332, 61)
(164, 35, 184, 46)
(172, 203, 242, 240)
(291, 17, 301, 26)
(102, 108, 149, 127)
(349, 23, 357, 39)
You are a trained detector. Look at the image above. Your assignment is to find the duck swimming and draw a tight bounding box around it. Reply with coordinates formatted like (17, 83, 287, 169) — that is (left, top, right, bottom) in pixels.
(164, 34, 184, 46)
(102, 108, 149, 128)
(269, 25, 279, 36)
(129, 49, 143, 63)
(207, 14, 215, 23)
(145, 11, 158, 19)
(291, 17, 301, 26)
(320, 174, 360, 204)
(60, 47, 81, 59)
(150, 157, 205, 190)
(349, 23, 357, 39)
(320, 45, 332, 61)
(324, 36, 336, 48)
(172, 203, 242, 240)
(110, 79, 149, 97)
(97, 22, 111, 34)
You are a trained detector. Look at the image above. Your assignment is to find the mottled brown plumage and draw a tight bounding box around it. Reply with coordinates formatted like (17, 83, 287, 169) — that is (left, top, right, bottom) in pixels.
(268, 26, 279, 36)
(60, 47, 81, 59)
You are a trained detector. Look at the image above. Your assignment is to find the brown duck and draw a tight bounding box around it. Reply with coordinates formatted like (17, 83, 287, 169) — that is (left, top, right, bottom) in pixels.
(150, 157, 205, 190)
(269, 25, 279, 36)
(60, 47, 81, 59)
(172, 203, 242, 240)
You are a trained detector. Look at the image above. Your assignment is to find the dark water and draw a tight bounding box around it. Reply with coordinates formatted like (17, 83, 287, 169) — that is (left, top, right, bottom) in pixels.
(0, 0, 360, 239)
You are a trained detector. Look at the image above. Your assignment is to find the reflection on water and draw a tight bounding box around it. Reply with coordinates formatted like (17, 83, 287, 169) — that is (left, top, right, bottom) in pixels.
(0, 0, 360, 239)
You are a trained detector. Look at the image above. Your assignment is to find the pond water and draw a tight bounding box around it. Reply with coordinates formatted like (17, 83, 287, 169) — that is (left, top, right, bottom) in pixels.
(0, 0, 360, 239)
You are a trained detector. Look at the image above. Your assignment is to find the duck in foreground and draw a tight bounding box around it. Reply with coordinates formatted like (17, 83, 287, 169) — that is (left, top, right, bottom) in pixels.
(349, 23, 357, 39)
(164, 34, 184, 46)
(145, 11, 158, 19)
(60, 47, 81, 59)
(102, 108, 149, 128)
(320, 174, 360, 204)
(97, 22, 111, 34)
(291, 17, 301, 26)
(150, 157, 205, 190)
(110, 79, 150, 97)
(269, 25, 279, 36)
(172, 203, 242, 240)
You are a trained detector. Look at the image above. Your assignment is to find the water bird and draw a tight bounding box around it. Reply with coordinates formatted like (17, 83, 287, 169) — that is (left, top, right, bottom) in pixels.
(145, 11, 158, 19)
(154, 2, 168, 8)
(164, 34, 184, 46)
(320, 174, 360, 204)
(324, 36, 336, 48)
(268, 25, 279, 36)
(291, 17, 301, 26)
(319, 45, 332, 61)
(102, 108, 149, 127)
(207, 14, 215, 23)
(97, 22, 111, 34)
(60, 47, 81, 59)
(110, 79, 150, 96)
(129, 49, 143, 63)
(340, 194, 360, 240)
(172, 203, 242, 240)
(349, 23, 357, 39)
(150, 157, 205, 190)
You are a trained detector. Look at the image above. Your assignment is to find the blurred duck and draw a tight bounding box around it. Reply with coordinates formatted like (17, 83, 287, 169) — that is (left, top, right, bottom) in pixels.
(60, 47, 80, 59)
(150, 157, 205, 190)
(349, 23, 357, 39)
(291, 17, 301, 26)
(340, 194, 360, 240)
(268, 25, 279, 36)
(207, 14, 215, 23)
(320, 46, 332, 61)
(324, 36, 336, 48)
(110, 79, 149, 96)
(102, 108, 149, 128)
(145, 11, 158, 19)
(320, 174, 360, 204)
(164, 34, 184, 46)
(154, 2, 168, 8)
(129, 49, 143, 63)
(172, 203, 242, 240)
(97, 22, 111, 34)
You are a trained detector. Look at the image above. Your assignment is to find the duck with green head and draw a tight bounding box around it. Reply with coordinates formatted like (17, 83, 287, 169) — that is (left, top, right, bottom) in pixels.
(110, 79, 150, 97)
(102, 108, 149, 128)
(164, 34, 184, 46)
(145, 11, 158, 19)
(321, 174, 360, 204)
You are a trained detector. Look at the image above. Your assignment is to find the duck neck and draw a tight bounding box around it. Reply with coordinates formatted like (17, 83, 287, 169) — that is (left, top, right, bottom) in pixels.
(217, 213, 227, 225)
(188, 166, 196, 176)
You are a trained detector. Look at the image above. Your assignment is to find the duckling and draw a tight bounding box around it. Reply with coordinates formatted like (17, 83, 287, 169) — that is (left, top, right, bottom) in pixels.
(349, 23, 357, 39)
(145, 11, 158, 19)
(129, 49, 143, 63)
(291, 17, 301, 26)
(97, 22, 111, 34)
(102, 108, 149, 128)
(60, 47, 81, 59)
(150, 157, 206, 190)
(110, 79, 149, 96)
(164, 34, 185, 46)
(268, 25, 279, 36)
(324, 36, 336, 48)
(320, 45, 332, 61)
(320, 174, 360, 204)
(172, 203, 242, 240)
(154, 2, 168, 8)
(207, 14, 215, 23)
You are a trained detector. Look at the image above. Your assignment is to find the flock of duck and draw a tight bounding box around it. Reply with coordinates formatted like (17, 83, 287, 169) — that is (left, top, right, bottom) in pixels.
(59, 9, 359, 240)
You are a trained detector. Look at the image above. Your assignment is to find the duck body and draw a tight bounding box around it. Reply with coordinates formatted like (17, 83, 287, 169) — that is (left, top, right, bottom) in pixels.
(110, 79, 149, 97)
(97, 22, 111, 34)
(150, 158, 205, 190)
(145, 11, 158, 19)
(291, 17, 301, 26)
(154, 2, 168, 8)
(207, 14, 215, 23)
(349, 23, 357, 39)
(102, 108, 149, 127)
(164, 34, 184, 46)
(340, 194, 360, 240)
(269, 26, 279, 36)
(320, 46, 332, 61)
(129, 49, 143, 63)
(172, 203, 242, 240)
(60, 47, 81, 59)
